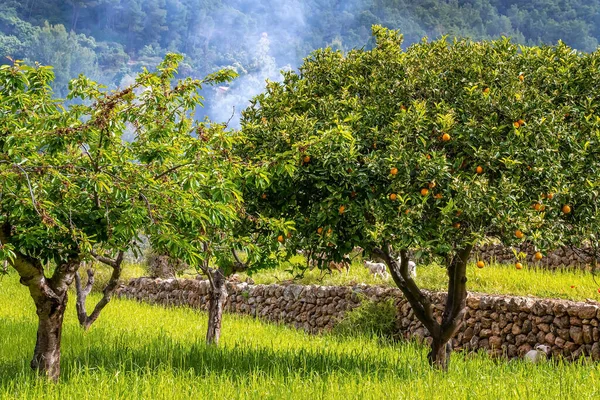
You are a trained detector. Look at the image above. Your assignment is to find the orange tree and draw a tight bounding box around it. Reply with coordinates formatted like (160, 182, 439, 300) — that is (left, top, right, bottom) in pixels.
(0, 55, 248, 380)
(238, 27, 584, 368)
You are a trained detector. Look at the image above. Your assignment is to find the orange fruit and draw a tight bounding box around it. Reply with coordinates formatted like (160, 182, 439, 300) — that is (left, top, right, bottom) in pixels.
(303, 155, 311, 163)
(434, 193, 443, 199)
(518, 119, 525, 126)
(518, 74, 524, 82)
(476, 261, 485, 268)
(389, 193, 397, 201)
(428, 182, 436, 189)
(327, 228, 332, 235)
(562, 205, 571, 214)
(453, 222, 461, 229)
(533, 203, 542, 211)
(483, 87, 490, 94)
(547, 193, 554, 200)
(339, 205, 346, 214)
(513, 121, 520, 128)
(261, 193, 267, 199)
(287, 232, 292, 239)
(390, 167, 398, 175)
(515, 262, 523, 270)
(442, 133, 451, 142)
(421, 188, 429, 196)
(515, 230, 524, 239)
(404, 209, 410, 215)
(277, 235, 284, 243)
(534, 252, 543, 260)
(476, 166, 483, 174)
(317, 227, 323, 235)
(426, 154, 431, 160)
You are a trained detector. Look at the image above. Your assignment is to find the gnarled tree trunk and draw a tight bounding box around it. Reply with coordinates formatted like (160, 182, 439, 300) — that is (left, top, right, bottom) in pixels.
(206, 267, 228, 345)
(31, 292, 68, 381)
(375, 245, 472, 371)
(2, 223, 80, 381)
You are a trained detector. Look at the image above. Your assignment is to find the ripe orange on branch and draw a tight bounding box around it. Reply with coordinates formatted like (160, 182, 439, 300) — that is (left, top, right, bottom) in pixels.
(562, 205, 571, 214)
(515, 230, 524, 239)
(277, 235, 284, 243)
(534, 252, 543, 260)
(317, 227, 323, 234)
(421, 188, 429, 196)
(476, 166, 483, 174)
(390, 167, 398, 175)
(339, 205, 346, 214)
(441, 133, 451, 142)
(303, 155, 311, 163)
(389, 193, 397, 201)
(476, 261, 485, 268)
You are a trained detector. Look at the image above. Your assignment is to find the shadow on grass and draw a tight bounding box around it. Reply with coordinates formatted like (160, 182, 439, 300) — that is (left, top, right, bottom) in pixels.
(0, 319, 425, 385)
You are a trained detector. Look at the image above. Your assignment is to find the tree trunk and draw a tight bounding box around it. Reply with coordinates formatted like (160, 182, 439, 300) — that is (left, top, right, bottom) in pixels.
(374, 245, 472, 371)
(206, 268, 228, 345)
(31, 293, 68, 381)
(428, 337, 453, 371)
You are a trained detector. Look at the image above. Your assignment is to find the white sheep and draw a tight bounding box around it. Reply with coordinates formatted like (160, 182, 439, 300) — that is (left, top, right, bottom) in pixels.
(396, 256, 417, 278)
(364, 261, 388, 279)
(524, 344, 551, 363)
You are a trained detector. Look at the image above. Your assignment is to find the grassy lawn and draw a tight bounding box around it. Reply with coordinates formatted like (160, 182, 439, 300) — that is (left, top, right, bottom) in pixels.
(1, 273, 600, 399)
(239, 258, 600, 302)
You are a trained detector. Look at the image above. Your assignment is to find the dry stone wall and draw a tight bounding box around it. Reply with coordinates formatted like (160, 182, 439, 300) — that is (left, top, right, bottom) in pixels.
(472, 244, 596, 270)
(118, 277, 600, 361)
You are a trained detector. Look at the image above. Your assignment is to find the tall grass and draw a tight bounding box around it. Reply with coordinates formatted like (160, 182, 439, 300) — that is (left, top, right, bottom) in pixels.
(1, 273, 599, 399)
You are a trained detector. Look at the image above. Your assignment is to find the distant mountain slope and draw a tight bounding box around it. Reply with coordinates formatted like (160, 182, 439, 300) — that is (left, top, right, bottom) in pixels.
(2, 0, 599, 118)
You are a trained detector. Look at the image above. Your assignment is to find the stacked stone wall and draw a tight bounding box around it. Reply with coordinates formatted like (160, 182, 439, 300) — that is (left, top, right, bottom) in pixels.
(472, 244, 596, 270)
(118, 277, 600, 360)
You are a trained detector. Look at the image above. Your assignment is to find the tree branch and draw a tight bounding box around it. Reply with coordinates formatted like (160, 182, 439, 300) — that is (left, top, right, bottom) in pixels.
(374, 246, 439, 336)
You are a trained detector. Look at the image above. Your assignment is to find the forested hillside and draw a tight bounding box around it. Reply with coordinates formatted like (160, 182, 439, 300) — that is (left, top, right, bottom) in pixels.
(2, 0, 599, 121)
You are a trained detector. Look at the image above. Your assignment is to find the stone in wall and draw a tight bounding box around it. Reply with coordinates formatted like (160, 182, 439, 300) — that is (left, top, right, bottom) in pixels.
(117, 277, 600, 361)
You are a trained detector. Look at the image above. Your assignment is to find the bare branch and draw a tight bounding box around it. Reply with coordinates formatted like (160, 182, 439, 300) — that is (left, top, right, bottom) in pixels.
(139, 193, 157, 224)
(14, 164, 41, 216)
(154, 163, 194, 180)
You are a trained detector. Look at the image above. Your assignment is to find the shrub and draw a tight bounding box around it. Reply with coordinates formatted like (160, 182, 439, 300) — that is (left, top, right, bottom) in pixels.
(334, 297, 398, 340)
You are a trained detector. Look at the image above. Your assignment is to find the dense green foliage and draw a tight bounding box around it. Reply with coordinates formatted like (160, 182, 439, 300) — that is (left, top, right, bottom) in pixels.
(2, 0, 600, 100)
(2, 274, 600, 399)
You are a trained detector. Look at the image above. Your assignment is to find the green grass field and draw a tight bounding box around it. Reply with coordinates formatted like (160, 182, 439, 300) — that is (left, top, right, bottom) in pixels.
(1, 273, 600, 399)
(240, 259, 600, 302)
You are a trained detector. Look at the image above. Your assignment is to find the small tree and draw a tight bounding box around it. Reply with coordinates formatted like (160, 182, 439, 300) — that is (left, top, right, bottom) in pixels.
(0, 55, 238, 380)
(240, 27, 579, 368)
